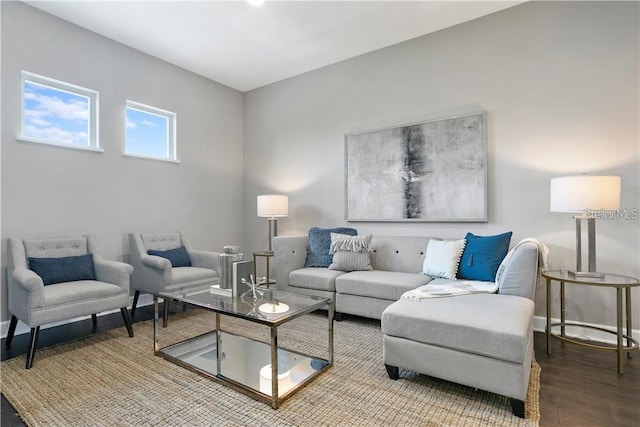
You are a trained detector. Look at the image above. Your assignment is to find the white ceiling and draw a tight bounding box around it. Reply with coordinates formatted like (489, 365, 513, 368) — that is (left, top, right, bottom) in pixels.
(25, 1, 525, 92)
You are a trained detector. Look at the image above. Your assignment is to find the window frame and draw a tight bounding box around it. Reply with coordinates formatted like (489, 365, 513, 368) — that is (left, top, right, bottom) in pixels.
(19, 71, 101, 152)
(124, 100, 178, 163)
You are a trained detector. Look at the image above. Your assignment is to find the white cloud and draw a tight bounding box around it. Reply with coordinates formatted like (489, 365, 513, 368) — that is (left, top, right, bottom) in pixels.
(140, 120, 156, 127)
(29, 118, 51, 127)
(25, 91, 88, 122)
(126, 118, 137, 129)
(24, 124, 88, 146)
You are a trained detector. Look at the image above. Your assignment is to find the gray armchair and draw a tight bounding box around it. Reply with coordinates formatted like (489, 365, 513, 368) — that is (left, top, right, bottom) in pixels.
(128, 232, 221, 327)
(5, 236, 134, 369)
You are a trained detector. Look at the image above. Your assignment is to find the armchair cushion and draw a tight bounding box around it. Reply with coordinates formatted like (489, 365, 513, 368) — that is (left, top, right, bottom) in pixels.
(28, 254, 96, 286)
(147, 247, 192, 267)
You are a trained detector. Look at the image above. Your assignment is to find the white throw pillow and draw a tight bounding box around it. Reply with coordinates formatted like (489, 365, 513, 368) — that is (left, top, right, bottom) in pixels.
(422, 239, 466, 280)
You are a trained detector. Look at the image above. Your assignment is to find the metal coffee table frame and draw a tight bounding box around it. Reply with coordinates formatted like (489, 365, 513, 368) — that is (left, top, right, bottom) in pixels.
(153, 288, 334, 409)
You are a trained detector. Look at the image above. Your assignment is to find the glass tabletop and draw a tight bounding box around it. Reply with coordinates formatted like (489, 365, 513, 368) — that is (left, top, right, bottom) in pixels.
(158, 286, 330, 325)
(542, 269, 640, 287)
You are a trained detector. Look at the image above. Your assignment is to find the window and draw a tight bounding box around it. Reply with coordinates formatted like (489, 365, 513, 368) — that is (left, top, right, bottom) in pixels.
(20, 71, 99, 150)
(125, 100, 177, 162)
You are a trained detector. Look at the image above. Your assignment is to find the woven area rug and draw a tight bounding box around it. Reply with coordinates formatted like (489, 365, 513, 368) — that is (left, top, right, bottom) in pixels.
(1, 310, 540, 426)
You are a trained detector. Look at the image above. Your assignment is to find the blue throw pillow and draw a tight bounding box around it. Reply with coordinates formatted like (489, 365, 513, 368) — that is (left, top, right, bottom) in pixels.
(457, 232, 513, 282)
(304, 227, 358, 268)
(148, 246, 192, 267)
(28, 254, 96, 286)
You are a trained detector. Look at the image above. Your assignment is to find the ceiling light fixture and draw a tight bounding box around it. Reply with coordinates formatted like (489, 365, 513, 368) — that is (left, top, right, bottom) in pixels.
(247, 0, 266, 6)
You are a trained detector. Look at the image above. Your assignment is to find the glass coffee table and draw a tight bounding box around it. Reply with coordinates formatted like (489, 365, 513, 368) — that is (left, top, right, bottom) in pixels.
(153, 286, 333, 409)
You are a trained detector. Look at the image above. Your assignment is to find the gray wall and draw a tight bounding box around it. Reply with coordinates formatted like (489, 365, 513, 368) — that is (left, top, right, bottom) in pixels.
(1, 2, 245, 321)
(243, 1, 640, 329)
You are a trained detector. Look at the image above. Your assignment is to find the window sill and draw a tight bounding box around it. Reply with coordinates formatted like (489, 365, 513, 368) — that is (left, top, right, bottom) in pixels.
(123, 153, 180, 164)
(17, 137, 104, 153)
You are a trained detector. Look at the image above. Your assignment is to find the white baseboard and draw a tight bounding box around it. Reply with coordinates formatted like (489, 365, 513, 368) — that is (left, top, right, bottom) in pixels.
(0, 294, 157, 339)
(2, 304, 637, 347)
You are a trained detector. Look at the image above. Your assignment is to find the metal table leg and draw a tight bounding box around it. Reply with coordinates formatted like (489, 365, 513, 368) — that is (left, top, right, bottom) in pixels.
(546, 278, 552, 354)
(626, 287, 633, 359)
(271, 325, 279, 409)
(617, 287, 624, 374)
(153, 296, 159, 353)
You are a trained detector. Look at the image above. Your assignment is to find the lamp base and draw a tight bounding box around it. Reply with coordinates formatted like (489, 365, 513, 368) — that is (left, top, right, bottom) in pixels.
(568, 270, 605, 279)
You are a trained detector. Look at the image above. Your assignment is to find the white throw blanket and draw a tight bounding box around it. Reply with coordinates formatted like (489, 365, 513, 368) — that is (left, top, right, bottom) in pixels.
(402, 238, 550, 301)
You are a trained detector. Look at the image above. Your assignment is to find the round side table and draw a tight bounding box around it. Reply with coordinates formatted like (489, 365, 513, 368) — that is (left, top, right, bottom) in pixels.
(543, 269, 640, 374)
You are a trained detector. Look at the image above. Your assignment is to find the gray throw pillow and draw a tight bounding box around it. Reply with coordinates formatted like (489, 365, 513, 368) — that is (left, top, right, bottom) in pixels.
(328, 233, 374, 272)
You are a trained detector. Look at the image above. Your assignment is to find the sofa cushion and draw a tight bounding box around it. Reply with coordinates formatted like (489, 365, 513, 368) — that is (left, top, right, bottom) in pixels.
(381, 294, 534, 364)
(304, 227, 357, 268)
(169, 267, 217, 287)
(43, 280, 124, 306)
(458, 232, 512, 282)
(335, 271, 432, 300)
(421, 239, 466, 280)
(329, 233, 373, 272)
(28, 254, 96, 286)
(289, 268, 346, 292)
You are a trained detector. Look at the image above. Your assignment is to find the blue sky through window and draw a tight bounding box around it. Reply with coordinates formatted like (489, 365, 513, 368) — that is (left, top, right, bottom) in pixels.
(126, 107, 169, 158)
(23, 81, 90, 146)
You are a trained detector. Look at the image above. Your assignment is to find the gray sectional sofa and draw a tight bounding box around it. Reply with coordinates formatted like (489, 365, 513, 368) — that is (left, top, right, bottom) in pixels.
(273, 234, 541, 418)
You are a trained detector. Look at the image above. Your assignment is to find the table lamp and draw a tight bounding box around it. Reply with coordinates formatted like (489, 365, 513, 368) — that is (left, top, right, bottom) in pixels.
(257, 194, 288, 252)
(550, 175, 621, 278)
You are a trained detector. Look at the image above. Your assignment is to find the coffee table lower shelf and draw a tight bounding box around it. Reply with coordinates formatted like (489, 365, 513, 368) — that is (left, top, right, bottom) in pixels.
(156, 329, 331, 409)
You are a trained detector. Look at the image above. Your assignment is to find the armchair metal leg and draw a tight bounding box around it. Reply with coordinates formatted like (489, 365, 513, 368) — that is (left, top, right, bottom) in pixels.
(91, 314, 98, 326)
(5, 315, 18, 347)
(26, 327, 40, 369)
(131, 291, 140, 316)
(120, 307, 134, 337)
(163, 299, 170, 328)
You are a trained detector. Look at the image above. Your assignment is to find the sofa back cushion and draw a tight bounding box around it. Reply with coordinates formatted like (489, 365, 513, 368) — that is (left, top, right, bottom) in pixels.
(141, 232, 182, 252)
(370, 236, 438, 273)
(23, 237, 89, 259)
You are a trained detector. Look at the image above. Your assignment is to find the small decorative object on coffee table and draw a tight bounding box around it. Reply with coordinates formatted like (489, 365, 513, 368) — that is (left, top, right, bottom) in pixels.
(241, 275, 266, 301)
(543, 269, 639, 374)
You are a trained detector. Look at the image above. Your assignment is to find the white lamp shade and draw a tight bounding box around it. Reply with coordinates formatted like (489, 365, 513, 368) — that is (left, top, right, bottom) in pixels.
(257, 195, 288, 218)
(550, 175, 621, 212)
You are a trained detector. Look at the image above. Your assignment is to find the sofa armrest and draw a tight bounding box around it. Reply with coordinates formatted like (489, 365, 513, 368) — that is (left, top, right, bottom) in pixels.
(93, 259, 133, 292)
(273, 235, 309, 291)
(188, 249, 221, 273)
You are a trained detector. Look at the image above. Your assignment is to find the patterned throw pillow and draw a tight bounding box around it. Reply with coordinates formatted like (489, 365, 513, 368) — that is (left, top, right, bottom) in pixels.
(328, 233, 374, 272)
(421, 239, 466, 280)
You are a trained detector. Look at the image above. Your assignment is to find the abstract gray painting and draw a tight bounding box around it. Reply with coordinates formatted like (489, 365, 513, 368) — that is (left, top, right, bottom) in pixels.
(345, 112, 487, 222)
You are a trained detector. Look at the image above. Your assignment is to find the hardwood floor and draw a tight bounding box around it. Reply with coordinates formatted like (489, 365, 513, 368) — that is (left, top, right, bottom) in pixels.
(2, 309, 639, 426)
